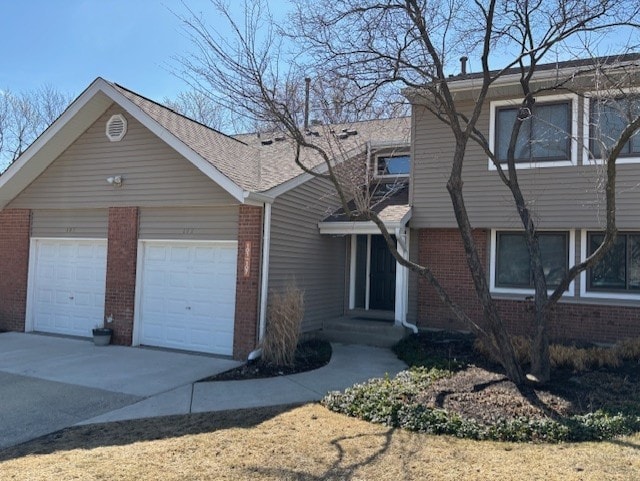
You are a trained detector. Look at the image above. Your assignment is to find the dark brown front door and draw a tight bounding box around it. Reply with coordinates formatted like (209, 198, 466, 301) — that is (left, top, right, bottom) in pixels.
(369, 235, 396, 311)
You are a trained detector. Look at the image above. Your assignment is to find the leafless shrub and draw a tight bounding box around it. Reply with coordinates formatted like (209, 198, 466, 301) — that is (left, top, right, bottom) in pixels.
(475, 335, 639, 373)
(262, 283, 305, 367)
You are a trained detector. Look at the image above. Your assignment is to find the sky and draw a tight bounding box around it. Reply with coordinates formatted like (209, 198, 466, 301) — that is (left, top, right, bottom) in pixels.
(0, 0, 292, 101)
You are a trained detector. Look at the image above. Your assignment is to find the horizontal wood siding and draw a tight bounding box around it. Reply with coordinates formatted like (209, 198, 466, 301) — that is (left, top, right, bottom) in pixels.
(31, 209, 108, 238)
(139, 206, 238, 240)
(8, 104, 238, 210)
(411, 97, 640, 229)
(269, 177, 346, 332)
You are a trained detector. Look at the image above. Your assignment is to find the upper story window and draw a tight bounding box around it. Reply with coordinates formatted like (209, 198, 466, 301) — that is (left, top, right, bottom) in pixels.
(376, 154, 410, 177)
(489, 94, 578, 170)
(588, 95, 640, 163)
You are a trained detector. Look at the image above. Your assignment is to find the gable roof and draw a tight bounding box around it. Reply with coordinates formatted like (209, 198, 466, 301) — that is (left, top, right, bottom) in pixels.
(235, 116, 411, 193)
(0, 77, 411, 208)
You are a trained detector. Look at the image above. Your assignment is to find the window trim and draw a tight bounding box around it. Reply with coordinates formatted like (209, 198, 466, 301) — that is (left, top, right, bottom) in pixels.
(582, 90, 640, 165)
(489, 229, 575, 296)
(579, 229, 640, 300)
(488, 93, 579, 170)
(374, 153, 411, 179)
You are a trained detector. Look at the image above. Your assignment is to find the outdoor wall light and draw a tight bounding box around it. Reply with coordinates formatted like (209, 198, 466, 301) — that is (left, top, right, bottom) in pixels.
(106, 175, 124, 187)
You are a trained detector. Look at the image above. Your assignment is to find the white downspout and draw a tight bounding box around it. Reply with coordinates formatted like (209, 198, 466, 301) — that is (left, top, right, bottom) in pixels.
(395, 227, 418, 334)
(248, 202, 272, 361)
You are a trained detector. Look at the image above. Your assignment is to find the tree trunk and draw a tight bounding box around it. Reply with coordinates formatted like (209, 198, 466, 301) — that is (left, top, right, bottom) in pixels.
(529, 308, 551, 383)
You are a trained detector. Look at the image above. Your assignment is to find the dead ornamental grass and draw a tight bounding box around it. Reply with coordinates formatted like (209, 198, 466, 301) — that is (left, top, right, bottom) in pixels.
(262, 284, 304, 366)
(1, 404, 638, 481)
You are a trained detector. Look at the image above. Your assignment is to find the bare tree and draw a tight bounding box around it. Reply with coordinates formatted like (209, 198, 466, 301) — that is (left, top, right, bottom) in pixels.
(0, 85, 72, 172)
(176, 0, 640, 384)
(163, 90, 226, 130)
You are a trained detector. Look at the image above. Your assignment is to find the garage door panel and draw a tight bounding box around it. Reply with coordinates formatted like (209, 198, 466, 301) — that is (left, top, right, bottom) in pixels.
(138, 241, 237, 355)
(31, 239, 107, 338)
(169, 246, 190, 262)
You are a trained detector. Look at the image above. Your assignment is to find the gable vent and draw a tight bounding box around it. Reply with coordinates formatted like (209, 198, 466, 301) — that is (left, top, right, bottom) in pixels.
(106, 114, 127, 142)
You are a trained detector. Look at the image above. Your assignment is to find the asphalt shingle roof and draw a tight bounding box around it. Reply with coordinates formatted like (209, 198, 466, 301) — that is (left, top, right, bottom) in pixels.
(110, 81, 411, 194)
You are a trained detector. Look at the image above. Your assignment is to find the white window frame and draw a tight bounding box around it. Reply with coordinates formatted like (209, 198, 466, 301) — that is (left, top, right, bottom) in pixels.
(488, 93, 579, 170)
(582, 89, 640, 165)
(374, 153, 411, 179)
(489, 229, 575, 296)
(579, 229, 640, 301)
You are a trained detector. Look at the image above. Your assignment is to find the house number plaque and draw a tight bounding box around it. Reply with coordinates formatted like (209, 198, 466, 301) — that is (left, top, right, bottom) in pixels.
(243, 241, 252, 278)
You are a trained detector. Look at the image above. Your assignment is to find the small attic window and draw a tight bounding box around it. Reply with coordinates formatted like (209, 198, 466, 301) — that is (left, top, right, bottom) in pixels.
(106, 114, 127, 142)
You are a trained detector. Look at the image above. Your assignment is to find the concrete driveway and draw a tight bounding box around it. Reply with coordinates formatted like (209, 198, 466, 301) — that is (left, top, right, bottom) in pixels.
(0, 332, 240, 449)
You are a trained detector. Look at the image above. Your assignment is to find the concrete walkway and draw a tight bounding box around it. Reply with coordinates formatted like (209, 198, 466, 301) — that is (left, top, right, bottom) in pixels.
(0, 332, 406, 448)
(79, 343, 407, 425)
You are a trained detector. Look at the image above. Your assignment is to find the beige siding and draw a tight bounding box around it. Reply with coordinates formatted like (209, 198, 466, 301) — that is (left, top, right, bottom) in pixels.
(31, 209, 108, 238)
(139, 206, 238, 240)
(269, 177, 346, 332)
(8, 104, 238, 210)
(411, 97, 640, 229)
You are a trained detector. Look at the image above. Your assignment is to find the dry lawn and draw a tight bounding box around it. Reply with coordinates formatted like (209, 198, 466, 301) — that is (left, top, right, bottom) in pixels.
(1, 404, 638, 481)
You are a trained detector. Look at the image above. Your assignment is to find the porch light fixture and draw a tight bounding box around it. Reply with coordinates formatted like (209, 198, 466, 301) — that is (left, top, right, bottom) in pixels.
(106, 175, 124, 187)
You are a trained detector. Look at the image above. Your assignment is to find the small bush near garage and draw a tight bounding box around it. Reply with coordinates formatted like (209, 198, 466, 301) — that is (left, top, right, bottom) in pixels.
(262, 283, 305, 367)
(323, 332, 640, 443)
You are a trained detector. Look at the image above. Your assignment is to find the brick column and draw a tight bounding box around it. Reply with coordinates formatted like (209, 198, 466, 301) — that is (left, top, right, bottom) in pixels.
(0, 209, 31, 332)
(233, 204, 263, 360)
(104, 207, 139, 345)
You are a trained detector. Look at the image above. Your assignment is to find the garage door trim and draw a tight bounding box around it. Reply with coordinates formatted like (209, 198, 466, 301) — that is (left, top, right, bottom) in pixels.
(132, 239, 239, 353)
(25, 237, 108, 335)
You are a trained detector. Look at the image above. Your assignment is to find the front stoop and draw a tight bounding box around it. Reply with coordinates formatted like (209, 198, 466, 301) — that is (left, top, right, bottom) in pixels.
(319, 317, 407, 348)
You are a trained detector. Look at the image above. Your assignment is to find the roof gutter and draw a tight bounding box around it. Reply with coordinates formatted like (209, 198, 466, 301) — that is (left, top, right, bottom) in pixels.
(404, 57, 640, 100)
(244, 191, 275, 205)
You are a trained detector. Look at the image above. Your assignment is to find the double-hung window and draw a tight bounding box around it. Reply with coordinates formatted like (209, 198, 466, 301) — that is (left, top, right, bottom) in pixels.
(492, 231, 571, 292)
(589, 96, 640, 162)
(489, 94, 578, 169)
(586, 232, 640, 292)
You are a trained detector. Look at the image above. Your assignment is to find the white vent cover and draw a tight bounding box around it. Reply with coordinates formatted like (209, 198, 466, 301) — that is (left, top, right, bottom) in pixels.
(106, 114, 127, 142)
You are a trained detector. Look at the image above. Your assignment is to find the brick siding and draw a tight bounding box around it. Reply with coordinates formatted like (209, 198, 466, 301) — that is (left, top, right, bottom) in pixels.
(233, 205, 263, 360)
(0, 209, 31, 332)
(417, 228, 640, 343)
(104, 207, 139, 345)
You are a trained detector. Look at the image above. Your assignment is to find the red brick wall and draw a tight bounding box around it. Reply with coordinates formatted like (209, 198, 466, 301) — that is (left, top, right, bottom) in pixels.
(0, 209, 31, 332)
(417, 228, 640, 343)
(233, 205, 263, 360)
(104, 207, 138, 345)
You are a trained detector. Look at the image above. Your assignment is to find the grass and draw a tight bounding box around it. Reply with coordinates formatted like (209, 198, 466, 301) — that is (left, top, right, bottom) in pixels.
(1, 404, 639, 480)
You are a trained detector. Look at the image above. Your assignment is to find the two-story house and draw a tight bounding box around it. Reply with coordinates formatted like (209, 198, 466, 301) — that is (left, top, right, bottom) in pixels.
(0, 55, 637, 360)
(407, 54, 640, 343)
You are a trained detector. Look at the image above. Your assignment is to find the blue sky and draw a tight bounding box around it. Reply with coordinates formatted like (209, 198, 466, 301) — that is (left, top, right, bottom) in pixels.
(0, 0, 292, 101)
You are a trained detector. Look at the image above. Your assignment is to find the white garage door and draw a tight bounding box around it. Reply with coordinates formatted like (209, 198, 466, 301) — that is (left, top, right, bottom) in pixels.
(137, 241, 237, 355)
(31, 239, 107, 337)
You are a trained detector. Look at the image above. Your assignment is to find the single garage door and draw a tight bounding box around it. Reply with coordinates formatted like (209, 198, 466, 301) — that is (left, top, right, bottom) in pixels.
(138, 241, 238, 355)
(31, 239, 107, 337)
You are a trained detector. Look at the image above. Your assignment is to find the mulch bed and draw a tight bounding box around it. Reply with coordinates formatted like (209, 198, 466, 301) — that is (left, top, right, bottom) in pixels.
(404, 331, 640, 425)
(199, 339, 332, 382)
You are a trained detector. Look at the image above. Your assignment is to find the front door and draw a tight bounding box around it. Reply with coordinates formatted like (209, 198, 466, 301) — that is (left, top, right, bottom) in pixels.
(369, 235, 396, 311)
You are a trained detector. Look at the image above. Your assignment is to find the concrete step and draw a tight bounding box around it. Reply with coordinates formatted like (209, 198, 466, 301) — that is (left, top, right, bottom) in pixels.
(319, 318, 407, 348)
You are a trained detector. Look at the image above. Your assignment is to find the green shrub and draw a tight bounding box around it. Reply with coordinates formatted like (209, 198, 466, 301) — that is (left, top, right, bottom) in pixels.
(321, 370, 640, 443)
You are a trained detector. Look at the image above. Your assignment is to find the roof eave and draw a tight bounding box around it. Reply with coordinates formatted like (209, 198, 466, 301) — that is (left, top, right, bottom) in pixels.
(318, 207, 412, 235)
(0, 77, 248, 209)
